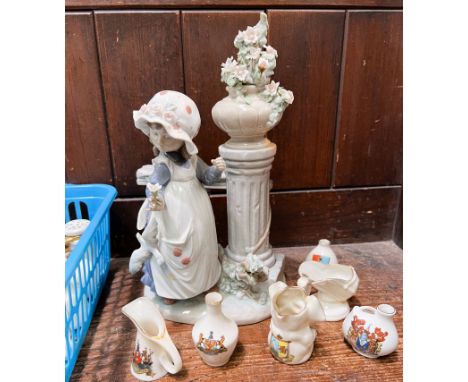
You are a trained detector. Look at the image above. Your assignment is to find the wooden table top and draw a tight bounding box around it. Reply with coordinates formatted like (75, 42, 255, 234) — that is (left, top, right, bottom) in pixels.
(70, 241, 403, 382)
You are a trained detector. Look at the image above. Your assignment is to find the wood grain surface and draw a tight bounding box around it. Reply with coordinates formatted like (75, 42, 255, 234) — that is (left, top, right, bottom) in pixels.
(109, 186, 400, 257)
(182, 11, 261, 165)
(66, 12, 113, 184)
(334, 11, 403, 187)
(66, 0, 404, 11)
(95, 11, 184, 196)
(70, 242, 403, 381)
(268, 10, 345, 189)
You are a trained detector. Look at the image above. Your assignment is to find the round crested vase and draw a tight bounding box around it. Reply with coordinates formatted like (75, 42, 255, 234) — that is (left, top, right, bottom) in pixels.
(192, 292, 239, 367)
(342, 304, 398, 358)
(211, 85, 282, 142)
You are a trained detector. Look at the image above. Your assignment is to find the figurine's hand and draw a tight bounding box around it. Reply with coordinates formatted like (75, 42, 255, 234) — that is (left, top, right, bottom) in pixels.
(148, 196, 164, 211)
(211, 157, 226, 172)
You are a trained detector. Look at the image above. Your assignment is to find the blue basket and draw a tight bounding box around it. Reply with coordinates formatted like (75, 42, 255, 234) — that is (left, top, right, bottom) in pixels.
(65, 184, 117, 381)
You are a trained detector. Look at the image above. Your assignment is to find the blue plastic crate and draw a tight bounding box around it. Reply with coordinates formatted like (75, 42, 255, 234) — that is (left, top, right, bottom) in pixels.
(65, 184, 117, 381)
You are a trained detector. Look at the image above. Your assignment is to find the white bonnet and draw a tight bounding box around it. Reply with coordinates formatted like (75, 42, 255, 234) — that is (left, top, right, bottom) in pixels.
(133, 90, 201, 155)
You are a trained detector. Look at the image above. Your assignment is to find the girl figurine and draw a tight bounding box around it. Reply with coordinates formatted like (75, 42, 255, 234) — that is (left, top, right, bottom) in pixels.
(129, 90, 224, 304)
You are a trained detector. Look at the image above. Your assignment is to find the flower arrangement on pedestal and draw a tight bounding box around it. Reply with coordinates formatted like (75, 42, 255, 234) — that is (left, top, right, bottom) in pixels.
(219, 12, 294, 128)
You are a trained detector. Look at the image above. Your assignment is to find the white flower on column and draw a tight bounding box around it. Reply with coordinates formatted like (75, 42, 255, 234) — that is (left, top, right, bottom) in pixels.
(243, 26, 258, 44)
(263, 81, 280, 96)
(233, 65, 252, 83)
(258, 57, 270, 72)
(279, 88, 294, 104)
(264, 45, 278, 58)
(246, 47, 261, 60)
(221, 57, 238, 75)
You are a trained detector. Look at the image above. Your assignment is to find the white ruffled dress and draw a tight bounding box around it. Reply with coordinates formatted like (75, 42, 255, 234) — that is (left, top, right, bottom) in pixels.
(143, 154, 221, 300)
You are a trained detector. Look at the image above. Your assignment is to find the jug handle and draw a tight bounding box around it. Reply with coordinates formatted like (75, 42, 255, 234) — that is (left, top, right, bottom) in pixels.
(155, 333, 183, 375)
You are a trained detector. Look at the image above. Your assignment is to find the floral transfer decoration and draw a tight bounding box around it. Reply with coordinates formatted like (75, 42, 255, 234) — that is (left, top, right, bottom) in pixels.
(219, 12, 294, 127)
(196, 331, 227, 355)
(132, 341, 155, 377)
(270, 333, 295, 363)
(346, 315, 389, 356)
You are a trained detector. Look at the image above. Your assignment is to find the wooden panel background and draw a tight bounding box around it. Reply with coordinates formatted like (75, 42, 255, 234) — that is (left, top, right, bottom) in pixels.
(65, 13, 113, 184)
(94, 11, 184, 196)
(334, 10, 403, 186)
(65, 3, 403, 253)
(268, 10, 345, 188)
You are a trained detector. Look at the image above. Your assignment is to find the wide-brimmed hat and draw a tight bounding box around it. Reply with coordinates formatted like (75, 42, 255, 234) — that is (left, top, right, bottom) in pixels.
(133, 90, 201, 155)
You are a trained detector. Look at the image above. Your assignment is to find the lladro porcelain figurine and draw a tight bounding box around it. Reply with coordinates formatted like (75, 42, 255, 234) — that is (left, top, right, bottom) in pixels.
(122, 297, 182, 381)
(129, 90, 225, 323)
(212, 12, 294, 324)
(297, 261, 359, 321)
(268, 281, 317, 364)
(305, 239, 338, 264)
(342, 304, 399, 358)
(192, 292, 239, 367)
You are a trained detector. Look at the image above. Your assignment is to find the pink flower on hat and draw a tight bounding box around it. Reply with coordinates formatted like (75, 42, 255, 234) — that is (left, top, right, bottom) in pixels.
(149, 104, 163, 116)
(163, 111, 177, 124)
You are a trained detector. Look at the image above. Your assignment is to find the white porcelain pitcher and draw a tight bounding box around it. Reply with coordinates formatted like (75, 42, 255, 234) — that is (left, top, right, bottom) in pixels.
(122, 297, 182, 381)
(268, 281, 318, 365)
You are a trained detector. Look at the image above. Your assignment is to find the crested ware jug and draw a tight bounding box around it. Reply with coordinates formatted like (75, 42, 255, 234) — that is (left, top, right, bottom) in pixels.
(192, 292, 239, 367)
(122, 297, 182, 381)
(342, 304, 398, 358)
(268, 281, 318, 365)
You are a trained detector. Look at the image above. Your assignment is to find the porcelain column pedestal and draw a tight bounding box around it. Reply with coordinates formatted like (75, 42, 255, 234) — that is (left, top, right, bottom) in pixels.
(215, 138, 285, 325)
(220, 139, 277, 268)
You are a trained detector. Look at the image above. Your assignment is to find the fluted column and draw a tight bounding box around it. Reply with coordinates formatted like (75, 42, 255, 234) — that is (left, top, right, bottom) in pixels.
(219, 138, 276, 268)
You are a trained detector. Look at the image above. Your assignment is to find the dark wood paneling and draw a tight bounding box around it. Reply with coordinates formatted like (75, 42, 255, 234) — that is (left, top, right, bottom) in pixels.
(66, 12, 112, 184)
(182, 11, 261, 164)
(110, 186, 400, 257)
(270, 186, 400, 247)
(67, 0, 403, 11)
(268, 10, 345, 188)
(95, 11, 184, 196)
(334, 11, 402, 186)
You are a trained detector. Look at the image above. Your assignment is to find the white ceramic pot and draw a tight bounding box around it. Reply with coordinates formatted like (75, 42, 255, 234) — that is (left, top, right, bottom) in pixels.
(342, 304, 398, 358)
(305, 239, 338, 264)
(192, 292, 239, 367)
(212, 86, 280, 143)
(268, 281, 317, 365)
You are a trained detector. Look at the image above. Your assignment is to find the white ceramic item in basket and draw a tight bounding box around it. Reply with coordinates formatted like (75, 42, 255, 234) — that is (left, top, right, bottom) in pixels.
(268, 281, 317, 365)
(192, 292, 238, 367)
(122, 297, 182, 381)
(342, 304, 398, 358)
